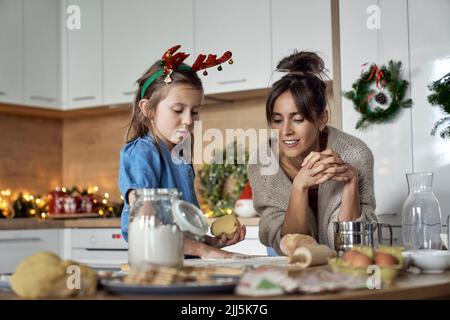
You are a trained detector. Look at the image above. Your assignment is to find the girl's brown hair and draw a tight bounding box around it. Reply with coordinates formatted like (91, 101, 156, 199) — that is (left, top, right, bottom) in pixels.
(125, 61, 203, 144)
(266, 51, 328, 125)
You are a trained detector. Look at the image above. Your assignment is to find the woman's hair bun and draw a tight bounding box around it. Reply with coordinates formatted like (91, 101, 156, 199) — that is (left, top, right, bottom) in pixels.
(276, 51, 326, 77)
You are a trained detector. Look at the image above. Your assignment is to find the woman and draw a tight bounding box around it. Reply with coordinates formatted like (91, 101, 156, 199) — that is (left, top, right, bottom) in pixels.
(248, 51, 377, 255)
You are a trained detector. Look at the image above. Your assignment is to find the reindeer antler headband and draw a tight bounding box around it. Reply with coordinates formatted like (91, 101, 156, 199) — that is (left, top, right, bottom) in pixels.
(140, 45, 233, 99)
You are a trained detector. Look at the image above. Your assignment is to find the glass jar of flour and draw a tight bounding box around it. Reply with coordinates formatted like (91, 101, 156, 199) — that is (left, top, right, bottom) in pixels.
(128, 188, 208, 268)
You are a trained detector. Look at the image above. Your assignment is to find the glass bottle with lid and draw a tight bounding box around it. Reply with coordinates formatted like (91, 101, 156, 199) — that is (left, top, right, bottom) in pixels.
(127, 188, 208, 268)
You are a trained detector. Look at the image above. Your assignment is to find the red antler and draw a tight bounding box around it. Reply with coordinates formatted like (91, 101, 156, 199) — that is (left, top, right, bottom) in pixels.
(162, 45, 190, 74)
(191, 51, 232, 72)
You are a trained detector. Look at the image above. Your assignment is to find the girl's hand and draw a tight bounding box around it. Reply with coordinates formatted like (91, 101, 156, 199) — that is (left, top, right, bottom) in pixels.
(199, 248, 244, 260)
(204, 225, 246, 249)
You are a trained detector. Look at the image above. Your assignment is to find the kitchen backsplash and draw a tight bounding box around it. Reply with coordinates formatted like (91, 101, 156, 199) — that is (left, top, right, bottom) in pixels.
(0, 113, 62, 196)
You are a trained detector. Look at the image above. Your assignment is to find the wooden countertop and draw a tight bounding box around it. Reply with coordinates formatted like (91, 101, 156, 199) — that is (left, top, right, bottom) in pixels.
(1, 269, 450, 300)
(0, 217, 260, 230)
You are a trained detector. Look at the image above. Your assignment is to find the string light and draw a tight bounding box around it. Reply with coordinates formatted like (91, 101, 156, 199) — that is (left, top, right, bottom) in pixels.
(1, 186, 124, 219)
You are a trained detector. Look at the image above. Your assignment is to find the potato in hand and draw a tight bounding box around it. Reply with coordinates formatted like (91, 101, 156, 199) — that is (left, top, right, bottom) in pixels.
(210, 214, 241, 239)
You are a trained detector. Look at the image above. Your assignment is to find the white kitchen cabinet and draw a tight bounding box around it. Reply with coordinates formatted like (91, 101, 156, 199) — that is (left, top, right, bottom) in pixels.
(68, 228, 128, 269)
(102, 0, 195, 105)
(23, 0, 60, 109)
(62, 0, 103, 109)
(271, 0, 333, 83)
(0, 0, 24, 105)
(408, 0, 450, 225)
(340, 0, 413, 224)
(194, 0, 272, 94)
(0, 229, 61, 274)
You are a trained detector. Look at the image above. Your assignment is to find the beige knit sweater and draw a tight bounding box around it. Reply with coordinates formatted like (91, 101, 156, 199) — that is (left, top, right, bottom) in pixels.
(247, 126, 377, 255)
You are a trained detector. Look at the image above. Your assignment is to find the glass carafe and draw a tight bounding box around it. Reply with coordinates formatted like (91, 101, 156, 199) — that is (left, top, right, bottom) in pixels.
(402, 172, 442, 249)
(128, 189, 184, 268)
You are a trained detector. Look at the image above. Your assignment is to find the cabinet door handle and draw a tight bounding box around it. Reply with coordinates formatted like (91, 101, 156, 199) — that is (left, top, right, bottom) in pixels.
(30, 96, 54, 102)
(0, 91, 6, 96)
(0, 237, 42, 243)
(72, 95, 95, 101)
(122, 91, 135, 96)
(217, 79, 247, 85)
(85, 248, 128, 252)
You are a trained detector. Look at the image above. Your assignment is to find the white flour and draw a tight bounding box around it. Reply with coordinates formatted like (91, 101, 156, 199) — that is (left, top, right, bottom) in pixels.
(128, 216, 184, 268)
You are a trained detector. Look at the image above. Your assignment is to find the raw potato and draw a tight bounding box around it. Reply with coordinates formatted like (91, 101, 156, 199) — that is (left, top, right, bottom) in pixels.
(279, 234, 318, 256)
(210, 214, 241, 239)
(10, 251, 97, 299)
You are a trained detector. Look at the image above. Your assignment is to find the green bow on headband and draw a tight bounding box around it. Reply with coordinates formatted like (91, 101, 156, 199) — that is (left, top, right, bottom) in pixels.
(140, 64, 192, 99)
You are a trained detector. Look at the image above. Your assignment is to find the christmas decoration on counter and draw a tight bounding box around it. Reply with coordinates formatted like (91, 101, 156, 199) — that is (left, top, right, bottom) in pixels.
(234, 182, 258, 218)
(0, 186, 123, 219)
(428, 72, 450, 139)
(0, 189, 15, 219)
(343, 60, 413, 130)
(198, 142, 249, 218)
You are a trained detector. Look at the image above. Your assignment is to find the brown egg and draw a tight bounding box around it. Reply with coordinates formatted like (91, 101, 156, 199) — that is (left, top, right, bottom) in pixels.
(375, 252, 399, 267)
(343, 250, 372, 268)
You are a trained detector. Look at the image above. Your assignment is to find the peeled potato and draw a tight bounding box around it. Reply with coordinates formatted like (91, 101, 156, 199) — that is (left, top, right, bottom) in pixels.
(210, 214, 241, 239)
(279, 234, 318, 256)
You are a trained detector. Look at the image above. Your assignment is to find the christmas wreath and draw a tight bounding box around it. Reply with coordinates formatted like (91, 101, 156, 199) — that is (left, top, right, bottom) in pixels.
(198, 142, 248, 218)
(428, 72, 450, 139)
(344, 60, 413, 130)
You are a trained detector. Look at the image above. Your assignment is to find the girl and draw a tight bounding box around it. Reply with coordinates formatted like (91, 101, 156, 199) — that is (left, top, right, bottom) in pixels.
(248, 51, 377, 255)
(119, 46, 246, 259)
